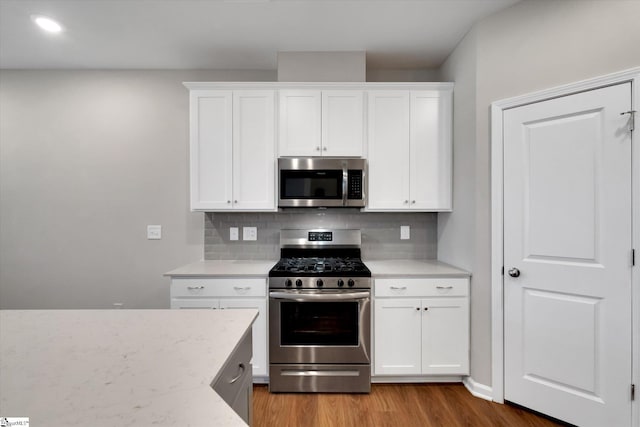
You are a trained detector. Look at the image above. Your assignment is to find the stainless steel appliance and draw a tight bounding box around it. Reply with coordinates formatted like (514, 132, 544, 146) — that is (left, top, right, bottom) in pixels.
(278, 158, 366, 208)
(268, 229, 371, 393)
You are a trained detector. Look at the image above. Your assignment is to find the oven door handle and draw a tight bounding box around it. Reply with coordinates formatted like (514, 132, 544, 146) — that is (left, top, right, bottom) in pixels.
(269, 291, 370, 301)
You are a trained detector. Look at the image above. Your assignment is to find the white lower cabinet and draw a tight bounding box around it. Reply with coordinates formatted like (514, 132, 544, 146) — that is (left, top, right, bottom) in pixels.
(373, 278, 469, 377)
(170, 278, 268, 378)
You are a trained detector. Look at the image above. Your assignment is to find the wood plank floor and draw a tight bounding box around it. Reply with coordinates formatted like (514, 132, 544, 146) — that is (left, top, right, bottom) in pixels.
(253, 383, 564, 427)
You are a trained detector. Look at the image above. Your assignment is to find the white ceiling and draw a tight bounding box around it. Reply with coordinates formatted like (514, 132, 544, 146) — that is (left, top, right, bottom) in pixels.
(0, 0, 520, 70)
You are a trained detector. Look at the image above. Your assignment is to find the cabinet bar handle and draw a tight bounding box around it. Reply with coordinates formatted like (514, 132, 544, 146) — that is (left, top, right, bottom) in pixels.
(390, 286, 407, 290)
(436, 286, 454, 289)
(233, 286, 252, 291)
(230, 363, 245, 384)
(187, 285, 205, 290)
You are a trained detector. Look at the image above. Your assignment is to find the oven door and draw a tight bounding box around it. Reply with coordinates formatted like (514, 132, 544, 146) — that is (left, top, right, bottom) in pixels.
(269, 289, 371, 364)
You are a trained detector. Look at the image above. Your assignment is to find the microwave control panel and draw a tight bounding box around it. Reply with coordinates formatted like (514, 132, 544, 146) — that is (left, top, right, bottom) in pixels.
(347, 170, 363, 200)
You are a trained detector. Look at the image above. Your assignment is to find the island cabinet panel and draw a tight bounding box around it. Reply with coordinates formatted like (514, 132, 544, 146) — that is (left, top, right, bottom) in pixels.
(213, 329, 253, 425)
(171, 277, 268, 378)
(373, 277, 469, 377)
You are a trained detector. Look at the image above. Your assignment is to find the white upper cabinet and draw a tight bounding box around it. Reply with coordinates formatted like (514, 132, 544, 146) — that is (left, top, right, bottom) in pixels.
(367, 88, 453, 211)
(189, 89, 275, 211)
(367, 91, 411, 209)
(321, 91, 364, 156)
(232, 91, 276, 210)
(278, 90, 321, 156)
(279, 90, 364, 157)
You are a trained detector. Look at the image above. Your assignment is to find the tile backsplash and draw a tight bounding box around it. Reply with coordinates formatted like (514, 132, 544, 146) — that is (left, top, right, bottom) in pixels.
(204, 209, 437, 260)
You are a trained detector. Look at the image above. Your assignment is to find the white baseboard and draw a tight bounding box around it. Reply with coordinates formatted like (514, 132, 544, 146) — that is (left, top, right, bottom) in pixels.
(372, 376, 463, 384)
(463, 377, 493, 401)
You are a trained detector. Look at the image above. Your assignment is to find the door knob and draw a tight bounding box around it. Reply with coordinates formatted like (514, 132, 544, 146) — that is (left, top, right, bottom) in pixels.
(508, 268, 521, 278)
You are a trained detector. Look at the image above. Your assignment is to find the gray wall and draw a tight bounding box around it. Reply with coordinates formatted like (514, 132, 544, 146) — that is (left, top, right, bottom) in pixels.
(205, 211, 437, 261)
(0, 69, 275, 309)
(439, 0, 640, 387)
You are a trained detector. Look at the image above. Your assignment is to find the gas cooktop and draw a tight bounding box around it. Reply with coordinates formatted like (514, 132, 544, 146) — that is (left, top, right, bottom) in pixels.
(269, 256, 371, 277)
(268, 229, 371, 289)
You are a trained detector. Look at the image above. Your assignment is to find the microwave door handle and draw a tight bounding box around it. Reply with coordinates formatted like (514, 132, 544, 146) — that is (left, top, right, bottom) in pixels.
(269, 291, 370, 301)
(342, 164, 348, 206)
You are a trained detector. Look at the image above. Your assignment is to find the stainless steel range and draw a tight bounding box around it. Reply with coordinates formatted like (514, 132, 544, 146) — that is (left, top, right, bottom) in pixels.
(268, 229, 371, 393)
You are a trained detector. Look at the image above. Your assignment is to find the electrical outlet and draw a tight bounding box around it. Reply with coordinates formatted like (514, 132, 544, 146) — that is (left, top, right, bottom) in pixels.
(400, 225, 410, 240)
(147, 225, 162, 240)
(243, 226, 257, 241)
(230, 227, 239, 241)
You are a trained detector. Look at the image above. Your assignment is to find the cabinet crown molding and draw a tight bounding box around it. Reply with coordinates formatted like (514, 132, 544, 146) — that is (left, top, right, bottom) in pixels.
(183, 82, 454, 91)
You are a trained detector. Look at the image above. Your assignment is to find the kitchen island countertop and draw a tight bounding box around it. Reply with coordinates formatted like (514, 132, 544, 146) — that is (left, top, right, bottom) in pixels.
(0, 309, 257, 426)
(366, 259, 471, 277)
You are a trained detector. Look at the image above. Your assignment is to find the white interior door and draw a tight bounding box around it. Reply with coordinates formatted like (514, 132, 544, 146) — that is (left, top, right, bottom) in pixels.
(503, 83, 633, 427)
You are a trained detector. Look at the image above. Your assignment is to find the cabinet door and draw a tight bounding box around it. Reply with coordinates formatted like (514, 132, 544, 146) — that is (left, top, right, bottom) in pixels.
(374, 298, 421, 375)
(233, 91, 276, 210)
(189, 91, 233, 211)
(220, 298, 268, 377)
(410, 90, 453, 211)
(367, 91, 410, 210)
(421, 297, 469, 375)
(321, 91, 364, 157)
(278, 90, 321, 156)
(170, 299, 220, 309)
(230, 362, 253, 425)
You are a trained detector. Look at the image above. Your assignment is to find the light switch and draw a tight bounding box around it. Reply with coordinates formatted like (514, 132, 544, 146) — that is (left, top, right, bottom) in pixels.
(400, 225, 410, 240)
(147, 225, 162, 240)
(230, 227, 239, 241)
(243, 227, 257, 241)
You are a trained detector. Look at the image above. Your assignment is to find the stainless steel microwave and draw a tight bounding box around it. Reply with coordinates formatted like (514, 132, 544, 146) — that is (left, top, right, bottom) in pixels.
(278, 158, 366, 208)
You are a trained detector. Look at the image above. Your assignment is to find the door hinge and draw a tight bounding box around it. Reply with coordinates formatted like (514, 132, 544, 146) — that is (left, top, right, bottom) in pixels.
(621, 110, 636, 132)
(632, 384, 636, 401)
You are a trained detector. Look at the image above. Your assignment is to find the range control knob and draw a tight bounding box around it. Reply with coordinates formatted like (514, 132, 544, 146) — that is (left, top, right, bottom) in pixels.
(347, 279, 355, 287)
(316, 279, 324, 287)
(285, 279, 293, 287)
(295, 279, 303, 287)
(337, 279, 345, 287)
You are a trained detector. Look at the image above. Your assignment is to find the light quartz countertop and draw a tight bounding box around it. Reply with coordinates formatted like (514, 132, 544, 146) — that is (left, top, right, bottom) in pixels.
(0, 309, 257, 427)
(365, 259, 471, 277)
(165, 260, 277, 277)
(164, 259, 470, 278)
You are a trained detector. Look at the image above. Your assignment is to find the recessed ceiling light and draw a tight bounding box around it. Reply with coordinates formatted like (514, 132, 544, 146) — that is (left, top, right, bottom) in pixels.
(31, 15, 63, 33)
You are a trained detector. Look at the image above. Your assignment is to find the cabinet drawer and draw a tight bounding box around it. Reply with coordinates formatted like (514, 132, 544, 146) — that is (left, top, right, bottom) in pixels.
(374, 278, 468, 297)
(171, 278, 266, 297)
(214, 330, 253, 406)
